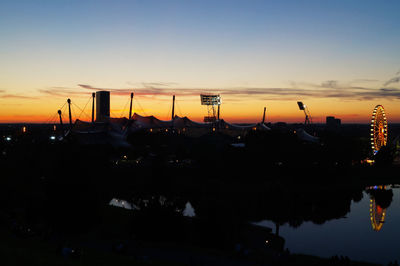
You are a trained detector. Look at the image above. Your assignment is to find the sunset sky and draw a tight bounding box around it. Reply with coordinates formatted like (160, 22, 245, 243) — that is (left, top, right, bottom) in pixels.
(1, 0, 400, 123)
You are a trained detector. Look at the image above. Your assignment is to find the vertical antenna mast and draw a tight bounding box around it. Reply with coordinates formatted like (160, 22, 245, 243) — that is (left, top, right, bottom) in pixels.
(67, 99, 72, 129)
(129, 92, 134, 119)
(262, 107, 266, 124)
(305, 107, 312, 124)
(58, 110, 63, 127)
(172, 95, 175, 120)
(91, 93, 95, 122)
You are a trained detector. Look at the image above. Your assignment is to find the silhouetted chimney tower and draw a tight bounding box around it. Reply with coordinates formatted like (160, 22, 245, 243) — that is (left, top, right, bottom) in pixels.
(95, 91, 110, 122)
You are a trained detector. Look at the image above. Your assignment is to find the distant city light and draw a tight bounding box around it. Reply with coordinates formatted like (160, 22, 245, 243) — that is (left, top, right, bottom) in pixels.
(5, 137, 11, 141)
(50, 136, 56, 140)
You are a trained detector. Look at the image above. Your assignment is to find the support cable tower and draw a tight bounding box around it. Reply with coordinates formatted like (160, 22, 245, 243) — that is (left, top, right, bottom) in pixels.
(91, 93, 95, 122)
(129, 92, 134, 119)
(297, 101, 312, 125)
(262, 107, 266, 124)
(200, 94, 221, 123)
(172, 95, 175, 120)
(67, 99, 73, 129)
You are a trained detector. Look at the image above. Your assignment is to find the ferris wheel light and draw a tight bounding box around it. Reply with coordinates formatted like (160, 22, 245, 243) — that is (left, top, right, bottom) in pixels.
(370, 105, 388, 155)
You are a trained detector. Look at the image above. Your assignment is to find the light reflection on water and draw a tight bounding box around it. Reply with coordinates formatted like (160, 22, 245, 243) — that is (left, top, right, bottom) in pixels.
(256, 186, 400, 264)
(109, 198, 196, 217)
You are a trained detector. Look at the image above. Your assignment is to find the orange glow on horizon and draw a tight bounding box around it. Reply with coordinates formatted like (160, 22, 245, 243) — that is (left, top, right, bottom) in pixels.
(1, 93, 400, 124)
(2, 112, 400, 124)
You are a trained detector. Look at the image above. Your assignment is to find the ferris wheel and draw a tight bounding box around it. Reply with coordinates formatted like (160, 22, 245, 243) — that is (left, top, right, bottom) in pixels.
(368, 185, 388, 232)
(370, 105, 388, 155)
(370, 197, 386, 231)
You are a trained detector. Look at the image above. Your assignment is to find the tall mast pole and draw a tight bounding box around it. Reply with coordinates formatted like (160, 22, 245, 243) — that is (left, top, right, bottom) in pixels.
(217, 105, 220, 121)
(129, 92, 134, 119)
(305, 112, 308, 125)
(262, 107, 266, 124)
(67, 99, 72, 129)
(304, 110, 309, 125)
(58, 110, 63, 127)
(171, 95, 175, 120)
(91, 93, 95, 122)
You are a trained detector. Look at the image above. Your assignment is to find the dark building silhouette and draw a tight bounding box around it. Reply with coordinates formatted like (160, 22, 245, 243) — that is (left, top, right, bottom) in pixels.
(96, 91, 110, 122)
(326, 116, 341, 128)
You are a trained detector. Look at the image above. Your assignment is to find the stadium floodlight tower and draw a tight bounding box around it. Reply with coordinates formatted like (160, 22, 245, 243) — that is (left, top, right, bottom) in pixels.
(200, 94, 221, 123)
(297, 101, 312, 125)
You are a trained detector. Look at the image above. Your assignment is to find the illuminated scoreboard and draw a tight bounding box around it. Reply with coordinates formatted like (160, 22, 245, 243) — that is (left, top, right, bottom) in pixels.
(200, 94, 221, 106)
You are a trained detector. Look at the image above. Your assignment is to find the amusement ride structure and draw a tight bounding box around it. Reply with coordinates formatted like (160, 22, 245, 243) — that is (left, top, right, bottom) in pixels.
(367, 185, 395, 232)
(370, 105, 388, 155)
(369, 189, 386, 232)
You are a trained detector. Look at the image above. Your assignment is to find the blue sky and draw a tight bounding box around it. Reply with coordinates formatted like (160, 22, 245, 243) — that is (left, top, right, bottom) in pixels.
(1, 0, 400, 122)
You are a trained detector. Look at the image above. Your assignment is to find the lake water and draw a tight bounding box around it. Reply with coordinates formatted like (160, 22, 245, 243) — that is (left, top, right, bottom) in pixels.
(257, 185, 400, 265)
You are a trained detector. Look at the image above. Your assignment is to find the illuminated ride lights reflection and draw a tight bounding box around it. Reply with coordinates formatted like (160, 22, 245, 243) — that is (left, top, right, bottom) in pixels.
(370, 198, 386, 231)
(367, 186, 387, 232)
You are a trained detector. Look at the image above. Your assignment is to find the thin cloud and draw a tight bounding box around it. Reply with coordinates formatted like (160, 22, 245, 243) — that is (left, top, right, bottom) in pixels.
(78, 84, 108, 91)
(0, 90, 38, 99)
(127, 81, 179, 87)
(114, 85, 400, 100)
(351, 79, 379, 83)
(39, 87, 91, 97)
(142, 82, 178, 87)
(38, 81, 400, 101)
(77, 84, 134, 96)
(384, 76, 400, 87)
(1, 103, 23, 106)
(321, 80, 338, 88)
(0, 94, 38, 100)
